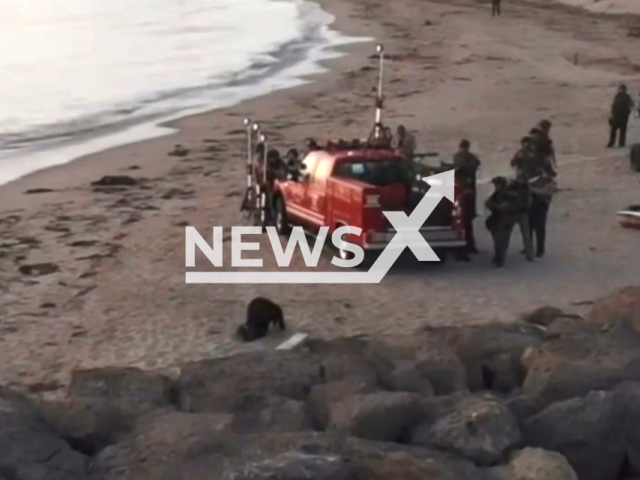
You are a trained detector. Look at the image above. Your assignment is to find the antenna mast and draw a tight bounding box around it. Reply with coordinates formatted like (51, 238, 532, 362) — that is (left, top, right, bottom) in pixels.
(365, 44, 390, 148)
(259, 134, 268, 227)
(243, 118, 252, 191)
(374, 43, 384, 139)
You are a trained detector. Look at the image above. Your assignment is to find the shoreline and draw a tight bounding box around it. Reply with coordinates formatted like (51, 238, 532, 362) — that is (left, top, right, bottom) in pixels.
(0, 0, 369, 193)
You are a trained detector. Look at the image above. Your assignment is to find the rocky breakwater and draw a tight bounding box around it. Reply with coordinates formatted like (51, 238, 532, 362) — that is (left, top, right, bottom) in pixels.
(2, 286, 640, 480)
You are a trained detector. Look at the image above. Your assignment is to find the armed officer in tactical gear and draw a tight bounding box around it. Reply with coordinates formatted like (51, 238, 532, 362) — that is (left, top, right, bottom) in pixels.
(527, 172, 555, 257)
(511, 136, 537, 178)
(532, 120, 557, 173)
(485, 177, 533, 267)
(453, 139, 481, 255)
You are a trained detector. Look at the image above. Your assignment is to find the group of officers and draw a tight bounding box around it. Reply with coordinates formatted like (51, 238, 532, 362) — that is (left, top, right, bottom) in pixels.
(452, 119, 557, 267)
(245, 121, 557, 268)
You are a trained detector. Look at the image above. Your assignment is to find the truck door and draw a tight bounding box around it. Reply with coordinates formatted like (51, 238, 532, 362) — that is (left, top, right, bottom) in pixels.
(306, 157, 334, 229)
(287, 153, 319, 226)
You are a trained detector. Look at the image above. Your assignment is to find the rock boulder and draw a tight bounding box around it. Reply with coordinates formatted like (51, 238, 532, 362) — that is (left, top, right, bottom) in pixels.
(491, 448, 579, 480)
(587, 286, 640, 331)
(521, 321, 640, 413)
(231, 395, 312, 434)
(411, 394, 522, 465)
(328, 392, 426, 442)
(520, 391, 627, 480)
(0, 389, 90, 480)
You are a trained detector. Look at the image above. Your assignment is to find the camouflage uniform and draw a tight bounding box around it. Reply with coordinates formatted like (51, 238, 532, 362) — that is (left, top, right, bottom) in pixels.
(485, 178, 533, 267)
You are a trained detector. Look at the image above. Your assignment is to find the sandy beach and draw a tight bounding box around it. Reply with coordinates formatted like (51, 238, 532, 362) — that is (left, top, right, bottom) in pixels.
(1, 0, 639, 393)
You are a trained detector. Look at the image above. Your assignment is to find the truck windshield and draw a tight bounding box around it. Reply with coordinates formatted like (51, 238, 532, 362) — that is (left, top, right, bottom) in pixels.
(334, 159, 405, 186)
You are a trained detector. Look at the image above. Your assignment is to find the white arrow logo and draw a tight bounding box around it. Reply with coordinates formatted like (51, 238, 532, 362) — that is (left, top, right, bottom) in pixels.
(186, 170, 456, 284)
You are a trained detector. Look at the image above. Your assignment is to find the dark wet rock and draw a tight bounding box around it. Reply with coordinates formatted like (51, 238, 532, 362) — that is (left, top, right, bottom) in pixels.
(40, 302, 57, 308)
(327, 392, 426, 442)
(308, 379, 377, 430)
(45, 224, 71, 233)
(92, 410, 233, 477)
(109, 197, 130, 208)
(168, 144, 189, 157)
(17, 236, 40, 247)
(122, 212, 142, 225)
(68, 367, 176, 408)
(410, 393, 522, 466)
(628, 27, 640, 38)
(24, 188, 55, 194)
(161, 188, 194, 200)
(520, 306, 577, 327)
(126, 165, 140, 170)
(74, 243, 120, 260)
(415, 345, 469, 395)
(428, 323, 544, 393)
(134, 203, 160, 211)
(91, 175, 139, 187)
(543, 316, 599, 340)
(0, 388, 90, 480)
(224, 452, 357, 480)
(95, 430, 494, 480)
(614, 381, 640, 475)
(18, 262, 60, 276)
(69, 239, 98, 247)
(205, 144, 225, 153)
(587, 285, 640, 332)
(230, 395, 312, 434)
(308, 338, 378, 386)
(520, 391, 627, 480)
(491, 447, 579, 480)
(38, 398, 142, 455)
(178, 339, 375, 413)
(177, 350, 324, 413)
(382, 365, 434, 395)
(368, 336, 468, 395)
(520, 320, 640, 414)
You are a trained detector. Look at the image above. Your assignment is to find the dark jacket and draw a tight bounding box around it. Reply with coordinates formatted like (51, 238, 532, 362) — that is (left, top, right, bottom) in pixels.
(486, 182, 531, 215)
(611, 92, 633, 121)
(513, 145, 555, 179)
(453, 150, 481, 188)
(485, 183, 530, 231)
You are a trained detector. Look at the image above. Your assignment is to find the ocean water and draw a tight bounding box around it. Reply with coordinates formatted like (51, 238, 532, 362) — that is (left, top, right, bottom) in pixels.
(0, 0, 367, 185)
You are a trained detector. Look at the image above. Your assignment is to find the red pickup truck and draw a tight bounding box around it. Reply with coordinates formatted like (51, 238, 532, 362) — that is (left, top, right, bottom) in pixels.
(271, 143, 467, 264)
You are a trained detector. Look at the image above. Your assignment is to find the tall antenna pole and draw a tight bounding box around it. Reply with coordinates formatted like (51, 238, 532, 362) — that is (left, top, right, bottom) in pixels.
(243, 118, 252, 191)
(374, 44, 384, 139)
(252, 123, 261, 224)
(260, 133, 268, 226)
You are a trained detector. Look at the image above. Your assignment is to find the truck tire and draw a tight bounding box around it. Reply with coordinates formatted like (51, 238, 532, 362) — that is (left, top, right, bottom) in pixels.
(631, 144, 640, 172)
(336, 244, 378, 269)
(434, 249, 449, 264)
(274, 197, 291, 235)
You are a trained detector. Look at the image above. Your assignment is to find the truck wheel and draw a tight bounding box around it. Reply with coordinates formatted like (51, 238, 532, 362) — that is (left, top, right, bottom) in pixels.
(274, 198, 291, 235)
(360, 251, 379, 269)
(337, 247, 377, 269)
(433, 249, 448, 264)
